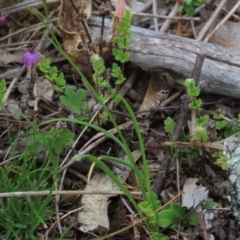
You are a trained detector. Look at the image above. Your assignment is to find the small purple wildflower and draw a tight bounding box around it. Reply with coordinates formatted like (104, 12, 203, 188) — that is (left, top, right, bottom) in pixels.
(0, 16, 7, 27)
(22, 49, 41, 67)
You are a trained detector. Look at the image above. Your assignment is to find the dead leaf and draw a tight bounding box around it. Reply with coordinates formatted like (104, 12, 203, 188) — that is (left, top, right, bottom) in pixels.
(182, 178, 209, 210)
(78, 149, 141, 233)
(58, 0, 92, 65)
(27, 77, 53, 107)
(0, 50, 22, 64)
(78, 173, 119, 233)
(58, 0, 113, 65)
(6, 99, 22, 120)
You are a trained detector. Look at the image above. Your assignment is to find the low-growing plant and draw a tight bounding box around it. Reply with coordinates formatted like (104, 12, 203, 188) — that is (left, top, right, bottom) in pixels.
(214, 109, 240, 139)
(178, 0, 204, 16)
(31, 4, 195, 239)
(138, 191, 186, 239)
(38, 55, 66, 92)
(112, 9, 132, 64)
(60, 86, 88, 115)
(188, 200, 222, 226)
(164, 116, 176, 135)
(212, 151, 228, 170)
(0, 124, 61, 239)
(184, 78, 208, 143)
(91, 9, 132, 101)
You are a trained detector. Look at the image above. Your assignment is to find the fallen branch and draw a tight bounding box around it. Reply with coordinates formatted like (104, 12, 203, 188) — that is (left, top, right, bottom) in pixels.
(89, 16, 240, 99)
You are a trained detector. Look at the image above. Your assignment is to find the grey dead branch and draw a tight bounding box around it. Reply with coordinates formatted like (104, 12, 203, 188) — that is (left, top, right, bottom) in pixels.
(89, 16, 240, 99)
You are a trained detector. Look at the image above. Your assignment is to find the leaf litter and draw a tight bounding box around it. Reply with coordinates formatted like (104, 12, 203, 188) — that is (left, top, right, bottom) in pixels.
(1, 0, 240, 239)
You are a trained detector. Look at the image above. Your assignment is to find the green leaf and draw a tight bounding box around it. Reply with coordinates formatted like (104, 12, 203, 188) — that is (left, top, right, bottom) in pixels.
(185, 0, 192, 4)
(193, 126, 208, 143)
(188, 86, 200, 97)
(118, 27, 131, 36)
(184, 78, 200, 96)
(188, 211, 198, 226)
(187, 149, 199, 160)
(111, 63, 122, 78)
(114, 37, 126, 47)
(216, 120, 229, 130)
(202, 200, 222, 209)
(60, 87, 88, 114)
(38, 59, 51, 73)
(55, 72, 66, 86)
(214, 151, 228, 170)
(224, 125, 238, 138)
(91, 54, 105, 75)
(189, 99, 202, 109)
(150, 232, 169, 240)
(48, 66, 58, 79)
(196, 115, 208, 126)
(44, 128, 74, 154)
(124, 39, 131, 48)
(113, 49, 130, 63)
(157, 203, 186, 228)
(0, 79, 6, 93)
(164, 117, 176, 133)
(54, 85, 65, 92)
(213, 108, 225, 119)
(148, 191, 161, 211)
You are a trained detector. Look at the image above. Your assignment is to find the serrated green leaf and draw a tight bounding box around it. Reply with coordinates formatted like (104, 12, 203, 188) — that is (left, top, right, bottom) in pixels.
(55, 73, 66, 86)
(54, 85, 64, 92)
(60, 96, 72, 107)
(189, 99, 202, 109)
(38, 59, 51, 73)
(72, 105, 81, 114)
(124, 39, 131, 48)
(45, 128, 74, 154)
(60, 87, 88, 114)
(216, 120, 229, 130)
(114, 37, 125, 47)
(48, 66, 58, 77)
(91, 54, 105, 74)
(196, 115, 208, 126)
(111, 63, 122, 78)
(193, 126, 208, 142)
(65, 86, 75, 98)
(164, 117, 176, 133)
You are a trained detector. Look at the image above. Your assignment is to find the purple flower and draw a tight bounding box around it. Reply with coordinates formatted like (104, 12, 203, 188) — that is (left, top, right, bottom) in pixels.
(22, 49, 41, 67)
(0, 16, 7, 27)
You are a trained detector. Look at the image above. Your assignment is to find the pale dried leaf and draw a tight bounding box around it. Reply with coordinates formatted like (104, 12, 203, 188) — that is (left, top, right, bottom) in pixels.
(58, 0, 92, 65)
(27, 77, 53, 107)
(6, 99, 22, 120)
(138, 72, 168, 113)
(182, 178, 209, 210)
(79, 173, 119, 233)
(58, 0, 113, 64)
(0, 50, 22, 64)
(78, 150, 141, 233)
